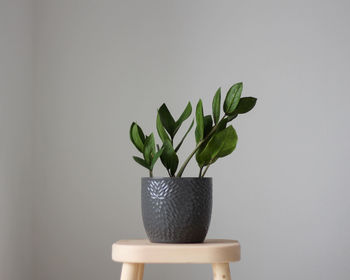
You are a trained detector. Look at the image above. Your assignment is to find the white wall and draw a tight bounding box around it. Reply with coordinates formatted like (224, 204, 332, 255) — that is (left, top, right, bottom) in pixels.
(0, 1, 33, 280)
(1, 0, 347, 280)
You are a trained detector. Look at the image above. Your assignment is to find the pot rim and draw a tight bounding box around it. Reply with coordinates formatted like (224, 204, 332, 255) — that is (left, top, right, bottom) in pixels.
(141, 177, 212, 180)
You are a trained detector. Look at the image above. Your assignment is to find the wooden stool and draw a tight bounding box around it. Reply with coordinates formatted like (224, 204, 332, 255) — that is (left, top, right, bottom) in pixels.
(112, 239, 240, 280)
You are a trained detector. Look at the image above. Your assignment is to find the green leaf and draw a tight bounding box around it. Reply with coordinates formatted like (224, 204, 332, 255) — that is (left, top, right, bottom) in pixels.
(143, 133, 155, 166)
(156, 112, 171, 143)
(130, 122, 145, 153)
(195, 127, 200, 144)
(216, 126, 238, 158)
(195, 144, 205, 166)
(158, 103, 176, 138)
(160, 139, 179, 176)
(223, 82, 243, 114)
(196, 126, 238, 167)
(174, 102, 192, 134)
(150, 147, 164, 169)
(133, 156, 150, 169)
(175, 119, 194, 152)
(203, 115, 213, 137)
(216, 118, 228, 133)
(212, 88, 221, 124)
(195, 99, 204, 143)
(195, 116, 213, 164)
(196, 115, 217, 165)
(226, 114, 237, 122)
(232, 97, 257, 115)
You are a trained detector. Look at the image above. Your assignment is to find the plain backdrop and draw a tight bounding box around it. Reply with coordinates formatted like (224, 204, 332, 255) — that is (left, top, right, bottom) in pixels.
(1, 0, 350, 280)
(0, 1, 33, 280)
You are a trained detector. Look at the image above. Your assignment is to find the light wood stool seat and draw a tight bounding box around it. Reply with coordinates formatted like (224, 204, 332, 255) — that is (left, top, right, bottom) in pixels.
(112, 239, 240, 280)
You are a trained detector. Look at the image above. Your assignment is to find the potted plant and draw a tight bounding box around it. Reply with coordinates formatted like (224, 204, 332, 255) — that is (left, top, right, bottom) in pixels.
(130, 82, 257, 243)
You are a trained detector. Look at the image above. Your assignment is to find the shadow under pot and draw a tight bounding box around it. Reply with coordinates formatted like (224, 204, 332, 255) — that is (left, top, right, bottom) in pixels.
(141, 177, 212, 243)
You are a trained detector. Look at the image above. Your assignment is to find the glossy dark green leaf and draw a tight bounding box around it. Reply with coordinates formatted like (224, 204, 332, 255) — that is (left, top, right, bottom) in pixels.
(195, 144, 205, 166)
(212, 88, 221, 124)
(133, 156, 150, 169)
(160, 139, 179, 176)
(195, 127, 200, 144)
(156, 112, 171, 143)
(196, 115, 220, 165)
(195, 99, 204, 143)
(174, 102, 192, 134)
(195, 116, 212, 164)
(226, 114, 238, 122)
(143, 133, 155, 166)
(216, 118, 228, 133)
(130, 122, 145, 153)
(203, 115, 213, 138)
(223, 82, 243, 114)
(150, 147, 164, 169)
(216, 126, 238, 158)
(196, 126, 238, 167)
(232, 97, 257, 115)
(195, 116, 225, 166)
(175, 119, 194, 152)
(158, 103, 176, 138)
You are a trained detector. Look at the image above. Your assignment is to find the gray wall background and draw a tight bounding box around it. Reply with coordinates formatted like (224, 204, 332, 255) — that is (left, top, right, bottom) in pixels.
(0, 1, 33, 280)
(1, 0, 350, 280)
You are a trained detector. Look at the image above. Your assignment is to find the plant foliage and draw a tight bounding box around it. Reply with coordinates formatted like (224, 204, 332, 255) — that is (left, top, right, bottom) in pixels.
(129, 82, 257, 177)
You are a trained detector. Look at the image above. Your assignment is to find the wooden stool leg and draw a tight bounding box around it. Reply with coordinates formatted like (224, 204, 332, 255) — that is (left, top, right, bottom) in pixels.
(212, 263, 231, 280)
(137, 264, 144, 280)
(121, 263, 139, 280)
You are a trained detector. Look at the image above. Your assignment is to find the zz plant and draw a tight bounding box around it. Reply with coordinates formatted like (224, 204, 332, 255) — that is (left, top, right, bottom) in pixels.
(130, 82, 257, 177)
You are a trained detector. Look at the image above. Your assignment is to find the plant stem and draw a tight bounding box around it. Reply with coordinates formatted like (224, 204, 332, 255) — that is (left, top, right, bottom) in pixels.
(149, 170, 153, 177)
(199, 166, 203, 177)
(201, 163, 211, 177)
(176, 115, 226, 177)
(176, 147, 200, 177)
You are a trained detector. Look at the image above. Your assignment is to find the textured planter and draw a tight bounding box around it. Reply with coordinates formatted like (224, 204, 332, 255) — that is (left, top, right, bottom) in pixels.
(141, 177, 212, 243)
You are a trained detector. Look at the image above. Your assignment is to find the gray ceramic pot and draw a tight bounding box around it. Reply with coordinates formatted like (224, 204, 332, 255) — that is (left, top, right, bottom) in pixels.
(141, 177, 212, 243)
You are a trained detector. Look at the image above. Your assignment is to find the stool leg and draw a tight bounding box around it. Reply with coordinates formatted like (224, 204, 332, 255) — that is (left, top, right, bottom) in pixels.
(121, 263, 139, 280)
(137, 264, 144, 280)
(212, 263, 231, 280)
